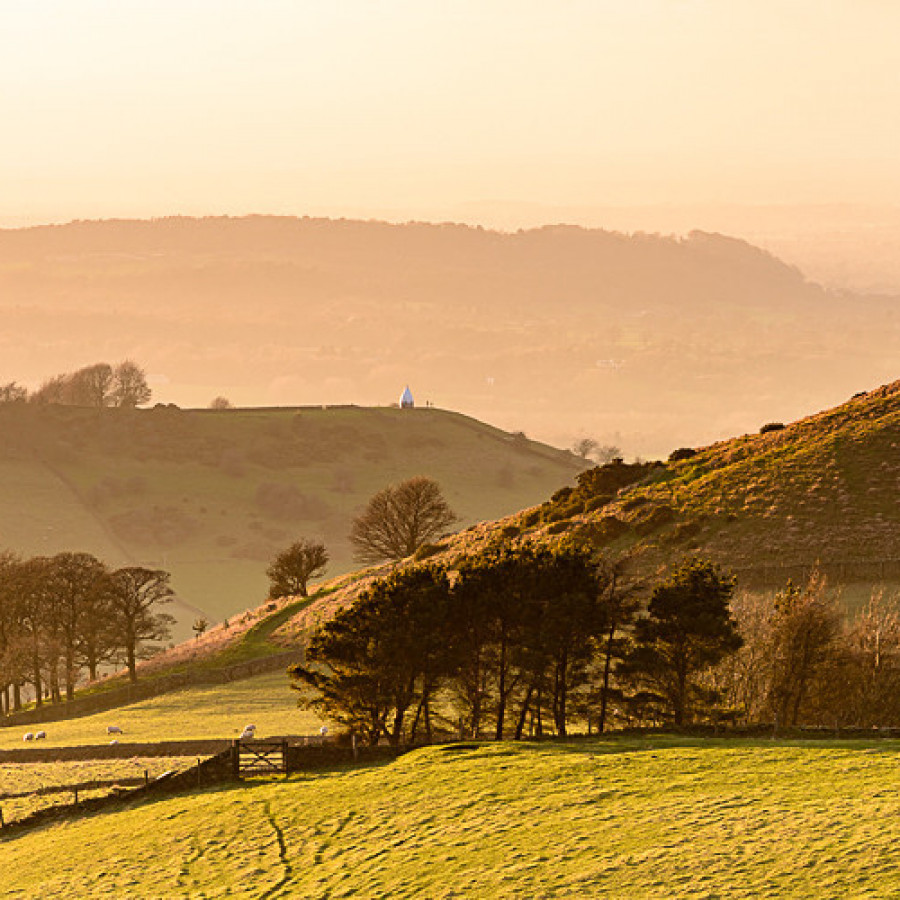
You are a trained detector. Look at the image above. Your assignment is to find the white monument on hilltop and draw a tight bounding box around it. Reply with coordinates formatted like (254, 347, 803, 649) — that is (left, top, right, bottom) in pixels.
(400, 385, 415, 409)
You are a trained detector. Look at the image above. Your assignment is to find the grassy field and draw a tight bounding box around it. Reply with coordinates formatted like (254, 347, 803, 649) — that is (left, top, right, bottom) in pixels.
(0, 404, 583, 640)
(0, 757, 197, 824)
(2, 736, 899, 897)
(0, 672, 321, 750)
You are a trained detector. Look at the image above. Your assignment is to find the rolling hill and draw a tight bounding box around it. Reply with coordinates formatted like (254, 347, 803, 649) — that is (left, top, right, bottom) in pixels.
(79, 377, 900, 680)
(265, 378, 900, 646)
(4, 737, 900, 896)
(0, 402, 583, 639)
(2, 216, 899, 456)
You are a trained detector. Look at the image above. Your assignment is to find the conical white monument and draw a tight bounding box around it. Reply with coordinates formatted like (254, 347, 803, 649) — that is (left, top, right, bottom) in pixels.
(400, 385, 415, 409)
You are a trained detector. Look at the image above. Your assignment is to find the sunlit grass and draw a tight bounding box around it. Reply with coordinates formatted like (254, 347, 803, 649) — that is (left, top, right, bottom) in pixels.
(0, 671, 321, 750)
(3, 737, 900, 897)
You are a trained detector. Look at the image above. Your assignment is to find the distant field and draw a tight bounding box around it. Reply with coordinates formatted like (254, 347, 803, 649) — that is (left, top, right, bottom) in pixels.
(0, 404, 582, 639)
(3, 737, 900, 897)
(0, 672, 321, 750)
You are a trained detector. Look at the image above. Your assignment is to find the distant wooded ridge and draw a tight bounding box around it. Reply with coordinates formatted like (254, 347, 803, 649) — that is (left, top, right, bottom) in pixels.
(0, 215, 897, 456)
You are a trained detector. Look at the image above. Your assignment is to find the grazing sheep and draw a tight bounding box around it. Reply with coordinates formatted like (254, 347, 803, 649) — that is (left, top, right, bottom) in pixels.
(243, 724, 256, 733)
(109, 739, 119, 745)
(239, 728, 255, 741)
(107, 725, 123, 735)
(35, 730, 46, 740)
(319, 725, 329, 737)
(23, 732, 34, 742)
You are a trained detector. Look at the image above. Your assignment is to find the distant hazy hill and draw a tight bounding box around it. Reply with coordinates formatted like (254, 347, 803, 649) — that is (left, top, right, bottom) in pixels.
(0, 403, 582, 639)
(1, 216, 897, 455)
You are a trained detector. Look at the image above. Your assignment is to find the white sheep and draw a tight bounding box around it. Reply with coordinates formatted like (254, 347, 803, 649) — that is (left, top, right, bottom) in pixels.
(35, 730, 46, 740)
(107, 725, 123, 735)
(243, 724, 256, 733)
(319, 725, 329, 737)
(109, 739, 119, 745)
(239, 728, 255, 741)
(23, 732, 34, 742)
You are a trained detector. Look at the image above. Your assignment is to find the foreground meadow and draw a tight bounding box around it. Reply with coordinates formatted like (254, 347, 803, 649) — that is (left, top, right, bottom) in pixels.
(3, 737, 899, 897)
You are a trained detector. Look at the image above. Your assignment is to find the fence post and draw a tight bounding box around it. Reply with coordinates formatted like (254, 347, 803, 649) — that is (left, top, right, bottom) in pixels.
(282, 739, 288, 775)
(231, 739, 240, 779)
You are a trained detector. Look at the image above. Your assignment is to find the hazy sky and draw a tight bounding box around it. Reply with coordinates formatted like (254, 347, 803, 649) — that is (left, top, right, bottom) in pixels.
(4, 1, 900, 225)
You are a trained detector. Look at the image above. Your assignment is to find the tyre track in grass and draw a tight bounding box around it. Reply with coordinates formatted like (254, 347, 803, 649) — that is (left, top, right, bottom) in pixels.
(260, 799, 293, 899)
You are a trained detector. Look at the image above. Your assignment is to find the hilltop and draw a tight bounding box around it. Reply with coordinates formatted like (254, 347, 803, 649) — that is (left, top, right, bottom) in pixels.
(1, 215, 898, 455)
(110, 379, 900, 677)
(262, 379, 900, 648)
(0, 402, 583, 639)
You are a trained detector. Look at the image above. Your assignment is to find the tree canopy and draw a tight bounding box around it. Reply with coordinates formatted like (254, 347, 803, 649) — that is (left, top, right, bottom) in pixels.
(349, 476, 457, 563)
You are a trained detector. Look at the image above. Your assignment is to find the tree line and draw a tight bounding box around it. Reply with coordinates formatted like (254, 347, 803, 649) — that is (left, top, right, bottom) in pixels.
(291, 545, 900, 745)
(0, 360, 152, 408)
(0, 551, 174, 714)
(290, 549, 741, 744)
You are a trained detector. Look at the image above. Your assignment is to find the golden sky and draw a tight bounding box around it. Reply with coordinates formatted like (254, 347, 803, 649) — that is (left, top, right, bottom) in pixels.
(4, 1, 900, 225)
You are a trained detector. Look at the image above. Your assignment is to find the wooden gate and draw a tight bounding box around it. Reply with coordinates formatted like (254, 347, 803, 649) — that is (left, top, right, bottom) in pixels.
(234, 739, 287, 776)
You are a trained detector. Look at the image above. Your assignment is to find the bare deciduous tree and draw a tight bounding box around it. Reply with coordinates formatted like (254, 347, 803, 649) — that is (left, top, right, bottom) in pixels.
(266, 539, 329, 598)
(572, 437, 599, 459)
(70, 363, 116, 408)
(350, 476, 458, 563)
(107, 567, 175, 682)
(113, 360, 152, 407)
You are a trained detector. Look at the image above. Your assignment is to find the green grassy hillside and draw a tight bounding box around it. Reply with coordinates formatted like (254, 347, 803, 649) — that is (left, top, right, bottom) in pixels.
(269, 380, 900, 645)
(524, 379, 900, 574)
(0, 403, 583, 639)
(0, 672, 319, 750)
(4, 737, 900, 896)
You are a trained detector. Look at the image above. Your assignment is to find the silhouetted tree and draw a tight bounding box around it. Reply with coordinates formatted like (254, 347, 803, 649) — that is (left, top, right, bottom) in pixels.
(266, 540, 329, 598)
(112, 360, 151, 407)
(107, 567, 175, 682)
(0, 382, 27, 403)
(291, 566, 453, 745)
(70, 363, 115, 408)
(209, 396, 233, 410)
(768, 574, 840, 730)
(349, 476, 457, 563)
(30, 375, 69, 405)
(623, 558, 742, 726)
(48, 551, 107, 700)
(572, 437, 599, 459)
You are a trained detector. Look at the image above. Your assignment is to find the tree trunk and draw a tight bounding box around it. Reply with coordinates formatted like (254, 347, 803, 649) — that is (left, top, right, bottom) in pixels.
(598, 620, 617, 734)
(65, 647, 76, 701)
(410, 694, 426, 743)
(50, 662, 61, 704)
(495, 634, 507, 740)
(32, 653, 43, 708)
(13, 682, 21, 711)
(554, 651, 569, 736)
(514, 683, 535, 740)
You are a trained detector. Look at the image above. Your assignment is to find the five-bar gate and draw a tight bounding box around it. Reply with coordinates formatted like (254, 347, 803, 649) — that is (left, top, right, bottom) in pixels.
(233, 739, 288, 776)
